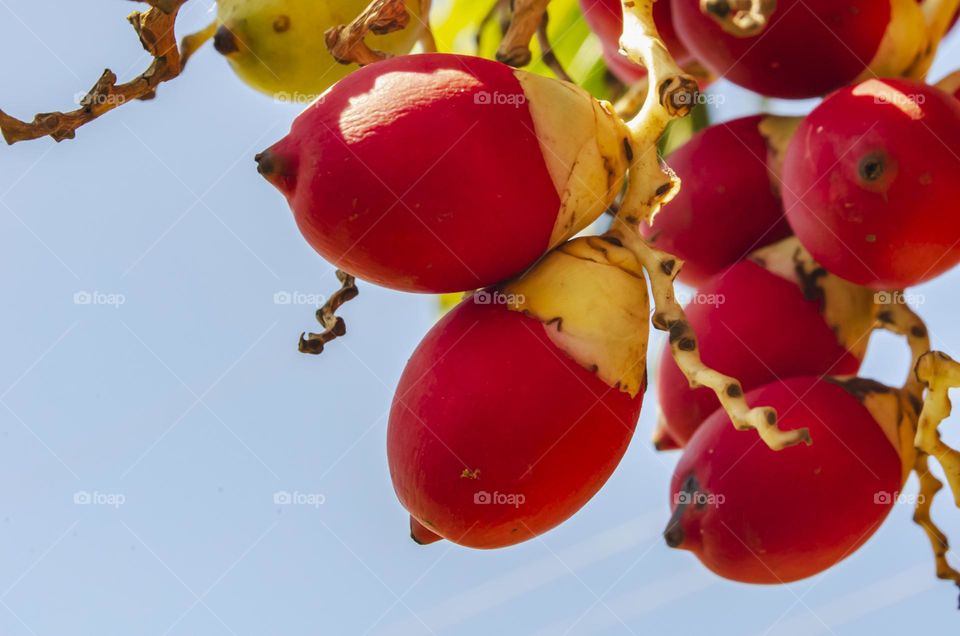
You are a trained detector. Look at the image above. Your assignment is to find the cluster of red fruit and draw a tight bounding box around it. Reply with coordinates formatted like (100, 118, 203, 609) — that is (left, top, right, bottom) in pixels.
(252, 0, 960, 591)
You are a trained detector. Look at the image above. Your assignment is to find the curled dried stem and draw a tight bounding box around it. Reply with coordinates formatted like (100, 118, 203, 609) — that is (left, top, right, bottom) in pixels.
(0, 0, 198, 145)
(915, 351, 960, 507)
(496, 0, 551, 67)
(299, 270, 360, 355)
(913, 452, 960, 591)
(700, 0, 776, 37)
(325, 0, 412, 66)
(618, 0, 700, 224)
(609, 221, 810, 451)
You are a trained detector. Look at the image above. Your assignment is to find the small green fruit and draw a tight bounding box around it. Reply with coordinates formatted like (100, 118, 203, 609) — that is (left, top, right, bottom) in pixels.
(214, 0, 424, 100)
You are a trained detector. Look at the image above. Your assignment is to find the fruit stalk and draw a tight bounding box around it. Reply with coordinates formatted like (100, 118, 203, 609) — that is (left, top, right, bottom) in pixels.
(617, 0, 699, 224)
(699, 0, 776, 37)
(910, 0, 960, 78)
(913, 452, 960, 588)
(326, 0, 416, 66)
(915, 351, 960, 507)
(609, 221, 811, 451)
(496, 0, 551, 67)
(0, 0, 197, 145)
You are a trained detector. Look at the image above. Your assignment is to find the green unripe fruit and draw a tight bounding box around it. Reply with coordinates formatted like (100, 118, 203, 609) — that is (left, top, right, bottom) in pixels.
(214, 0, 424, 100)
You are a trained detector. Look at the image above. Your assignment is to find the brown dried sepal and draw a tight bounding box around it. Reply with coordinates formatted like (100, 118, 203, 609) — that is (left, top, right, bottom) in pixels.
(325, 0, 412, 67)
(915, 351, 960, 508)
(299, 270, 360, 356)
(0, 0, 199, 145)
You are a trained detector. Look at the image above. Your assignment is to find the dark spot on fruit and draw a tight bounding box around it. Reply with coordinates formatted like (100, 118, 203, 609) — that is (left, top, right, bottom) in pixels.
(858, 153, 886, 183)
(703, 0, 731, 18)
(213, 25, 239, 55)
(460, 468, 480, 480)
(663, 522, 685, 547)
(766, 411, 777, 425)
(726, 384, 742, 398)
(273, 15, 291, 32)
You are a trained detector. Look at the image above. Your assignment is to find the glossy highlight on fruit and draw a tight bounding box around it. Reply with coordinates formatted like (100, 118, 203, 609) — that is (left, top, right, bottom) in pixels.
(783, 78, 960, 289)
(670, 0, 922, 99)
(641, 115, 792, 285)
(258, 53, 632, 293)
(656, 255, 868, 445)
(666, 376, 905, 583)
(215, 0, 424, 99)
(580, 0, 691, 83)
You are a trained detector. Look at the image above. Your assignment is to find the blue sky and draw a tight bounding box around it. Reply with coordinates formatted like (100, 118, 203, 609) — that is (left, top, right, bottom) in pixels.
(0, 2, 959, 634)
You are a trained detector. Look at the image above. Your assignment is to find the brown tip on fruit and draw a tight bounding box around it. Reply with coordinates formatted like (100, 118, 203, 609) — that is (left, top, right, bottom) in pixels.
(663, 521, 685, 548)
(213, 24, 240, 56)
(410, 517, 444, 545)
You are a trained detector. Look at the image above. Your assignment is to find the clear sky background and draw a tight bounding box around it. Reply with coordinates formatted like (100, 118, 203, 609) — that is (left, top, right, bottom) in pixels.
(0, 2, 959, 634)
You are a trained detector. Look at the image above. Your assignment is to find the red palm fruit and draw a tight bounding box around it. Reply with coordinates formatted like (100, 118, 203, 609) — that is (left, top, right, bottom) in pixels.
(670, 0, 925, 99)
(640, 115, 794, 286)
(783, 78, 960, 290)
(666, 375, 916, 583)
(580, 0, 692, 84)
(257, 53, 632, 293)
(388, 236, 650, 548)
(655, 239, 875, 445)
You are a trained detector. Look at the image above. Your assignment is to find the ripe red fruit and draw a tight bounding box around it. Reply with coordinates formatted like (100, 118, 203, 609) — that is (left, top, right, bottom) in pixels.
(666, 376, 909, 583)
(640, 115, 792, 286)
(670, 0, 920, 99)
(388, 299, 643, 548)
(783, 78, 960, 289)
(655, 246, 872, 445)
(389, 236, 651, 548)
(257, 53, 631, 293)
(580, 0, 691, 83)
